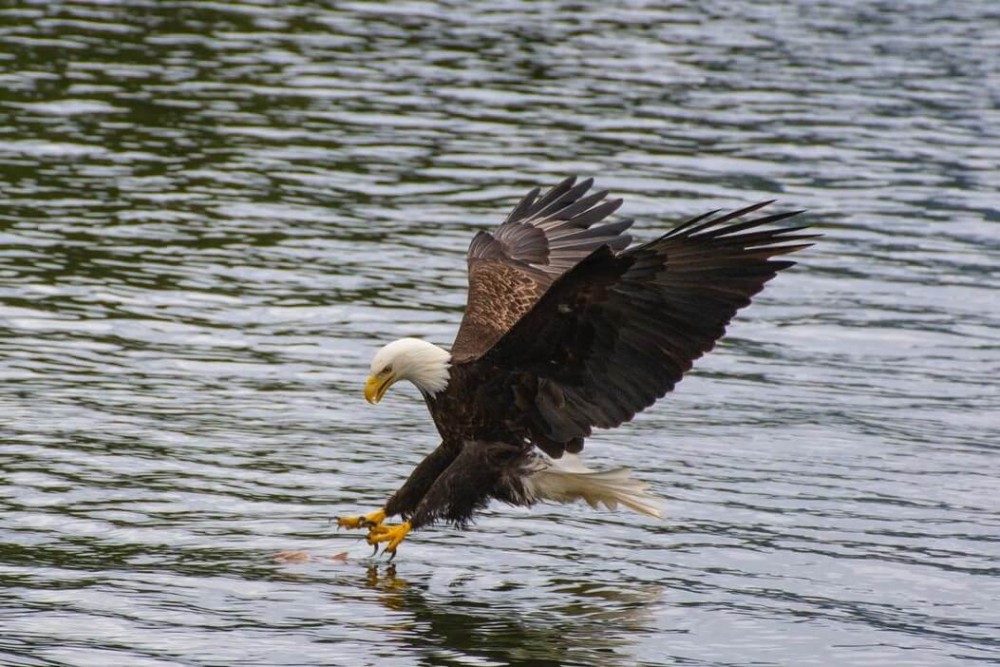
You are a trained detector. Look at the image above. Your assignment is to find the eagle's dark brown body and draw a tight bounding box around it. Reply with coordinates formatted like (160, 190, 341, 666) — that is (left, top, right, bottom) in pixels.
(359, 178, 815, 538)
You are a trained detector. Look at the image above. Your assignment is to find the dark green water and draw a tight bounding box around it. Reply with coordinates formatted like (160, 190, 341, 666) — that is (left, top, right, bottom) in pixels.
(1, 2, 998, 666)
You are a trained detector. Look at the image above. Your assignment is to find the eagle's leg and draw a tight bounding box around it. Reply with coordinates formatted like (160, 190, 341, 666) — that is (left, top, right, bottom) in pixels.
(369, 442, 525, 558)
(336, 508, 386, 530)
(337, 443, 458, 548)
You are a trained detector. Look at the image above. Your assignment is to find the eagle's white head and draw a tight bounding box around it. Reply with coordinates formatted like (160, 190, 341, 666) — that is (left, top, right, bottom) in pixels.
(364, 337, 451, 404)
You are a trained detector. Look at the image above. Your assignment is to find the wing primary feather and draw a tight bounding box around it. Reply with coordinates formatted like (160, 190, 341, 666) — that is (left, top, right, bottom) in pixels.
(712, 225, 813, 243)
(544, 190, 611, 223)
(548, 219, 635, 246)
(566, 198, 624, 227)
(702, 200, 776, 226)
(663, 209, 722, 237)
(529, 176, 579, 214)
(669, 202, 780, 239)
(528, 179, 596, 221)
(707, 212, 807, 239)
(693, 215, 802, 240)
(505, 187, 540, 224)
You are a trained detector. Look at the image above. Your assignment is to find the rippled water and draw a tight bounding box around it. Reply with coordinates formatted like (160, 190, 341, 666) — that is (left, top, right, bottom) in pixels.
(2, 1, 999, 666)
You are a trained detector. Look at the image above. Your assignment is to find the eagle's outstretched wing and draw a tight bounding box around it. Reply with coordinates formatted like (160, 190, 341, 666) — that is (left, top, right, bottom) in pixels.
(450, 177, 633, 362)
(471, 202, 815, 457)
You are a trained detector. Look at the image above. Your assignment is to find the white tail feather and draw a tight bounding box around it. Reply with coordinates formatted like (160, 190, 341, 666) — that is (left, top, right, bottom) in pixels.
(525, 454, 662, 519)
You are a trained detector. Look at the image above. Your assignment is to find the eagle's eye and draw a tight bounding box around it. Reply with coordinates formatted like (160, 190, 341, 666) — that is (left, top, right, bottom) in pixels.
(381, 365, 393, 375)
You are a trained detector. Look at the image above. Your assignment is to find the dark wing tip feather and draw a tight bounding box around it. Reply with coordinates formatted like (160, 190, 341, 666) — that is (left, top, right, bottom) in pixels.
(505, 187, 541, 224)
(664, 209, 722, 237)
(554, 189, 610, 221)
(566, 197, 623, 227)
(531, 176, 580, 212)
(760, 242, 818, 258)
(707, 211, 804, 238)
(531, 179, 598, 221)
(665, 201, 785, 232)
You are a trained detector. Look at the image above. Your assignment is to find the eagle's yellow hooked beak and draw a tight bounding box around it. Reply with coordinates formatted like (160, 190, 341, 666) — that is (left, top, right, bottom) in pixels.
(364, 373, 395, 405)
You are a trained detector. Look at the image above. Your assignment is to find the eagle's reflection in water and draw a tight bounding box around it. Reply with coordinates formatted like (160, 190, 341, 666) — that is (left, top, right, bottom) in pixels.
(355, 562, 664, 666)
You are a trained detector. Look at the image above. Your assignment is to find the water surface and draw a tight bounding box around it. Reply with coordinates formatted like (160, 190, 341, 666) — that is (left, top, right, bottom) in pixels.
(1, 1, 999, 666)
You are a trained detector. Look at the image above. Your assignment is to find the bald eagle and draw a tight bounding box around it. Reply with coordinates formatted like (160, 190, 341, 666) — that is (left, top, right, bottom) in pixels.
(338, 177, 813, 557)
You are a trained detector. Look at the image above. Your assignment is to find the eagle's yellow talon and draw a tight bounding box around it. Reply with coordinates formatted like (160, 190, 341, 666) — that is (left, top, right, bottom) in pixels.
(367, 521, 412, 557)
(337, 508, 386, 530)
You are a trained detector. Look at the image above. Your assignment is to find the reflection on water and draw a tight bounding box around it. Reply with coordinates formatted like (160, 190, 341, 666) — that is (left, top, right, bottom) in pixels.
(2, 1, 999, 666)
(357, 563, 661, 667)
